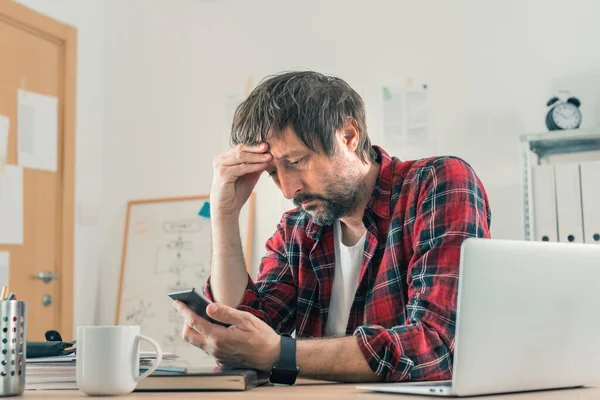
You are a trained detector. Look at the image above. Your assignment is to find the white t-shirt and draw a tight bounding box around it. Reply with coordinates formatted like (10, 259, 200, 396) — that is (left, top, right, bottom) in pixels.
(325, 220, 367, 337)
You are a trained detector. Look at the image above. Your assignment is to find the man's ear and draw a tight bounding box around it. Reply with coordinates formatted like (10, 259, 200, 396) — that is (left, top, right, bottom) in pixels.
(337, 117, 359, 153)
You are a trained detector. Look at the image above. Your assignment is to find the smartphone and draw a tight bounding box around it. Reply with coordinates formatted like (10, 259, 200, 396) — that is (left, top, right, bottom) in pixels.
(168, 287, 230, 327)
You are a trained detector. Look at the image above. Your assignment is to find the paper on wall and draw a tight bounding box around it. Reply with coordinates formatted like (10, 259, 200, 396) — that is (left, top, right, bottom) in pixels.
(0, 252, 9, 290)
(17, 89, 58, 172)
(224, 94, 244, 151)
(382, 86, 404, 148)
(382, 85, 434, 150)
(0, 115, 8, 174)
(222, 76, 254, 152)
(0, 165, 24, 244)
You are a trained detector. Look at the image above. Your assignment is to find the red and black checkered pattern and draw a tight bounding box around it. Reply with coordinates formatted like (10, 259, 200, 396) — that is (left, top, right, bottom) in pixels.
(206, 146, 492, 381)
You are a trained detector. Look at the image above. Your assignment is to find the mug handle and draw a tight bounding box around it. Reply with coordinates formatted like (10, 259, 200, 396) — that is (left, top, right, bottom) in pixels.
(134, 334, 164, 382)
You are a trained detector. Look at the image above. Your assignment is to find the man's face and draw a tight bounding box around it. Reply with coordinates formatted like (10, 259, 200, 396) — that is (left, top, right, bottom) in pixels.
(265, 127, 362, 225)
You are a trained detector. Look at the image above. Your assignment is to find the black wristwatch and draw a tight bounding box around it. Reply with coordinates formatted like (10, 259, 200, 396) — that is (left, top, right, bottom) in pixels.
(269, 333, 299, 385)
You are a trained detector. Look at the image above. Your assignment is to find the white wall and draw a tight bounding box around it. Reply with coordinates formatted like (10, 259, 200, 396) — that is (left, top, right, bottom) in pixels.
(14, 0, 106, 329)
(18, 0, 600, 327)
(97, 0, 600, 324)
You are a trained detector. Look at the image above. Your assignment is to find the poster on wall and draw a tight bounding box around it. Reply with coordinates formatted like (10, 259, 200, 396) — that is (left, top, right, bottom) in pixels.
(17, 89, 58, 172)
(382, 84, 435, 152)
(0, 115, 8, 173)
(0, 252, 8, 290)
(0, 165, 23, 244)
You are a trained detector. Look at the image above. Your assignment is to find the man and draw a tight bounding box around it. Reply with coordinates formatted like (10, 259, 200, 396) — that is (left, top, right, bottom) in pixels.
(173, 71, 492, 383)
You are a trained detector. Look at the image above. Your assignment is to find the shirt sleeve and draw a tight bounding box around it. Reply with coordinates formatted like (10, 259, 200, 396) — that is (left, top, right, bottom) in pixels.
(353, 157, 492, 382)
(204, 218, 298, 334)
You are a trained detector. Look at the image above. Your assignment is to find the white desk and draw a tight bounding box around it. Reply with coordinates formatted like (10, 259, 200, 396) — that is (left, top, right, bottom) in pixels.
(21, 380, 600, 399)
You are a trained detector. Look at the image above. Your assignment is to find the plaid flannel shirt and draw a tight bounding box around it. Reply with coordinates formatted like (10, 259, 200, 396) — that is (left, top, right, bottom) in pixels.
(205, 146, 492, 381)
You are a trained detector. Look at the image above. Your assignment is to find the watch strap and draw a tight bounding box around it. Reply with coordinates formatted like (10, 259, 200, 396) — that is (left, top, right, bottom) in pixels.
(269, 333, 299, 385)
(279, 334, 296, 368)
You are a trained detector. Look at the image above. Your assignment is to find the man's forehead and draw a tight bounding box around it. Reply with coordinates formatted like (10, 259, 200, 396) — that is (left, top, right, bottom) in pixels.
(266, 128, 312, 159)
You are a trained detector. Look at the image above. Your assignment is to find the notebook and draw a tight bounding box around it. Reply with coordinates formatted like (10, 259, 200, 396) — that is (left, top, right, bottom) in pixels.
(25, 352, 178, 390)
(27, 352, 179, 364)
(135, 366, 271, 391)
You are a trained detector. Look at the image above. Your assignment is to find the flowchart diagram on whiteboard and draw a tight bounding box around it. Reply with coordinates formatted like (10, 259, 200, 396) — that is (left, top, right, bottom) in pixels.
(116, 194, 254, 366)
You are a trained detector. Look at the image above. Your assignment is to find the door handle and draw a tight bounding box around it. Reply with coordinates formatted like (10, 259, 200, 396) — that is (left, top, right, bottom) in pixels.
(33, 271, 59, 284)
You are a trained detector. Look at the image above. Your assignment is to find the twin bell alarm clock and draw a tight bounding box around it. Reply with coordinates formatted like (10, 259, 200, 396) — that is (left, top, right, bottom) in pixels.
(545, 93, 582, 131)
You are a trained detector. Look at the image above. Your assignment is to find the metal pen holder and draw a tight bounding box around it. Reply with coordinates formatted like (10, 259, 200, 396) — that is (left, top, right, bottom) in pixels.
(0, 301, 26, 397)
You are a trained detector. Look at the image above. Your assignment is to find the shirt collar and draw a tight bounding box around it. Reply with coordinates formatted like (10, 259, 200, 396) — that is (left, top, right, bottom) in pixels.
(305, 145, 396, 239)
(366, 145, 395, 220)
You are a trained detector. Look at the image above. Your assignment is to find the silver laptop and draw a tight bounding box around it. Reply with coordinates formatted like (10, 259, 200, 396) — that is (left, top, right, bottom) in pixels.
(357, 238, 600, 397)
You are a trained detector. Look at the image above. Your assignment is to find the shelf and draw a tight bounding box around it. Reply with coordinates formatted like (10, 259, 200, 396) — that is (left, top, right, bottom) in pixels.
(520, 127, 600, 160)
(520, 126, 600, 241)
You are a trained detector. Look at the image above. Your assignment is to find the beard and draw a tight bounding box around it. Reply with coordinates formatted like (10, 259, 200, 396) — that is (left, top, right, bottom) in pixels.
(293, 175, 363, 226)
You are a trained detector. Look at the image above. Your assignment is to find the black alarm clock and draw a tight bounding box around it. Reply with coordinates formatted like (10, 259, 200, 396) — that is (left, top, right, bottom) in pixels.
(545, 96, 582, 131)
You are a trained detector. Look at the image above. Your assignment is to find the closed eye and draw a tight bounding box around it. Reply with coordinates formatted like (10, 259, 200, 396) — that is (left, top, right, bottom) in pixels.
(287, 157, 305, 167)
(267, 156, 306, 179)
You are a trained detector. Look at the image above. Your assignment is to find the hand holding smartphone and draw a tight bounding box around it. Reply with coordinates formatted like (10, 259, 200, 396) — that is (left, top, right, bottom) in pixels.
(168, 287, 230, 327)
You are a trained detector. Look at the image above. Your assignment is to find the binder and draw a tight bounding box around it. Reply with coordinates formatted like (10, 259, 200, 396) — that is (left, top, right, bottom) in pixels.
(579, 161, 600, 244)
(531, 165, 558, 242)
(554, 163, 584, 243)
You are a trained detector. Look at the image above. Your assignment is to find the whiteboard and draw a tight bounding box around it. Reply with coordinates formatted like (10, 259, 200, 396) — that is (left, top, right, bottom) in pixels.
(115, 194, 254, 367)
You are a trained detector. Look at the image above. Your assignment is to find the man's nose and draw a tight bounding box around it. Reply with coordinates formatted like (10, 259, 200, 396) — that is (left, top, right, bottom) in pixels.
(278, 172, 302, 200)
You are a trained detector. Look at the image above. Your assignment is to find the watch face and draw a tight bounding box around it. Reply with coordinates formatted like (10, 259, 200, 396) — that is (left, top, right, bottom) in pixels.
(552, 103, 581, 130)
(270, 365, 299, 385)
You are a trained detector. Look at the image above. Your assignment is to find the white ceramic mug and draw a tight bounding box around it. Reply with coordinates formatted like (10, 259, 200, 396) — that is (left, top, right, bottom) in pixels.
(76, 326, 163, 396)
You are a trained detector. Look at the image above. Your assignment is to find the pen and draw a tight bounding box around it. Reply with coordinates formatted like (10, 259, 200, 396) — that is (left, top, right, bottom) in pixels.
(0, 287, 7, 301)
(6, 293, 15, 301)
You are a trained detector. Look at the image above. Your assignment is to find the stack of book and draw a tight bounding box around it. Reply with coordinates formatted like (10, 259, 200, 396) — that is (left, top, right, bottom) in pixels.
(25, 352, 177, 390)
(26, 353, 268, 391)
(26, 355, 77, 390)
(136, 362, 270, 391)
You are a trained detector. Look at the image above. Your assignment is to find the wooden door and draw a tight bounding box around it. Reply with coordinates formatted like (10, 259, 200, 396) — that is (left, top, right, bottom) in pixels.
(0, 1, 76, 340)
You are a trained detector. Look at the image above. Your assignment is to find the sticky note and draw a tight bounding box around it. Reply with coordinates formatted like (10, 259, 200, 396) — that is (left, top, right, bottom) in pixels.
(382, 86, 392, 101)
(198, 202, 210, 219)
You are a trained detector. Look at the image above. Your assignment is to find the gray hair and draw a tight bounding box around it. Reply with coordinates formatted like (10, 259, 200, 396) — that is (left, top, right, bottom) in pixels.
(230, 71, 375, 163)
